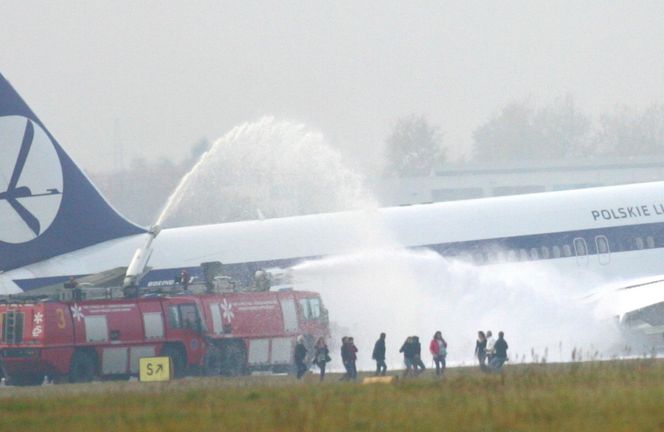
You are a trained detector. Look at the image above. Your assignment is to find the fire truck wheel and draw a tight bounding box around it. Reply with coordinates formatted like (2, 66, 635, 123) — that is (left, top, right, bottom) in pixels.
(69, 351, 97, 383)
(224, 342, 247, 376)
(161, 345, 186, 378)
(6, 373, 44, 386)
(204, 345, 223, 376)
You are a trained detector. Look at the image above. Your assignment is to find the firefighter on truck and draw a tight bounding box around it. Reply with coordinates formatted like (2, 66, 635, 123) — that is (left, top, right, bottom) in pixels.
(0, 267, 329, 386)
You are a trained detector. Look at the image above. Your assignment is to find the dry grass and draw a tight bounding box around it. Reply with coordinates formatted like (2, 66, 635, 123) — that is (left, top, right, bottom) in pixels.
(2, 360, 664, 431)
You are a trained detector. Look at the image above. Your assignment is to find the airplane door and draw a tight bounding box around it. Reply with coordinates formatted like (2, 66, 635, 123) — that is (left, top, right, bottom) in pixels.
(595, 235, 610, 265)
(573, 237, 589, 266)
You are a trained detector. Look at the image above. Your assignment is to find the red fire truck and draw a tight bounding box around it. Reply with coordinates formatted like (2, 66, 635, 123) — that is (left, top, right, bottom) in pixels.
(0, 283, 329, 386)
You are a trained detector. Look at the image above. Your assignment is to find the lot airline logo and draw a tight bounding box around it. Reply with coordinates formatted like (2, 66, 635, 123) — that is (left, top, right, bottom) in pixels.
(0, 116, 63, 243)
(221, 299, 234, 323)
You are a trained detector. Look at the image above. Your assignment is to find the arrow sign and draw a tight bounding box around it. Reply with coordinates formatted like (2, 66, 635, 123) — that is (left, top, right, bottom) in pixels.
(139, 356, 172, 382)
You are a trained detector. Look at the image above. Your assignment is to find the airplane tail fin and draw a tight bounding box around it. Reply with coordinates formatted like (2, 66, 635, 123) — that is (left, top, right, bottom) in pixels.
(0, 73, 145, 272)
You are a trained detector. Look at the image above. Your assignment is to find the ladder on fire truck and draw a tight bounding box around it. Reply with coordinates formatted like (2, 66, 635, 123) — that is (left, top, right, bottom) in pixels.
(3, 310, 20, 344)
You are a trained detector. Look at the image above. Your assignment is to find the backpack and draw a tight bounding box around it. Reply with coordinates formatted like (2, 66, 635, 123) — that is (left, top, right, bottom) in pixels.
(438, 340, 447, 357)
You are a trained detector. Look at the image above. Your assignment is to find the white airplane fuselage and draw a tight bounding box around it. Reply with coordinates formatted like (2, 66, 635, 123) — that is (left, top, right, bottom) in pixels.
(3, 180, 664, 294)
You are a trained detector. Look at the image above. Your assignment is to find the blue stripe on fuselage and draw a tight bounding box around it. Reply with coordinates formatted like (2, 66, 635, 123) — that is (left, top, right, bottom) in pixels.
(13, 221, 664, 291)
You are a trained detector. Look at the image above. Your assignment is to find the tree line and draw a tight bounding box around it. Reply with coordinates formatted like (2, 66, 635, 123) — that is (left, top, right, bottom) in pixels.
(384, 98, 664, 177)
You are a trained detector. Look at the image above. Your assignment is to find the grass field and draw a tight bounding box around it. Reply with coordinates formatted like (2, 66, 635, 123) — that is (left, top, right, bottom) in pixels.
(2, 360, 664, 431)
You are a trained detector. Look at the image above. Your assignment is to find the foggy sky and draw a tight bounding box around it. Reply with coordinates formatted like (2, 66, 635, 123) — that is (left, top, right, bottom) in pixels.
(3, 1, 664, 174)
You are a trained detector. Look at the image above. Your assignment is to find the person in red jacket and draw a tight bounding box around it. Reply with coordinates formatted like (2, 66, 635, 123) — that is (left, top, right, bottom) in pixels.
(429, 331, 448, 376)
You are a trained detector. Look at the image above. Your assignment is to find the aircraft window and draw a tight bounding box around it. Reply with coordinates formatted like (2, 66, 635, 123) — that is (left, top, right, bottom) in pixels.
(519, 249, 529, 261)
(573, 238, 588, 256)
(635, 237, 645, 250)
(460, 253, 473, 263)
(562, 245, 572, 257)
(506, 250, 517, 261)
(646, 236, 655, 248)
(540, 247, 550, 259)
(529, 248, 539, 260)
(552, 246, 561, 258)
(596, 236, 609, 254)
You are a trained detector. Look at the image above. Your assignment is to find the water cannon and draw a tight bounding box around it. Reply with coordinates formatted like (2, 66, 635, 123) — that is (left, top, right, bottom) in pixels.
(259, 267, 294, 291)
(123, 225, 162, 290)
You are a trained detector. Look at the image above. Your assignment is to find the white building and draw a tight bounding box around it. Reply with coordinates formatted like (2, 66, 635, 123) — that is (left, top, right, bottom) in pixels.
(373, 157, 664, 206)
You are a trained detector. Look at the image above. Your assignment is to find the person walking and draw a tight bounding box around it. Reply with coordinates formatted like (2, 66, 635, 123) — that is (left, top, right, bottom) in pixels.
(372, 332, 387, 376)
(475, 331, 487, 371)
(313, 337, 331, 381)
(412, 336, 426, 375)
(347, 337, 358, 380)
(294, 335, 308, 379)
(340, 337, 351, 381)
(485, 330, 496, 365)
(430, 331, 448, 376)
(489, 331, 509, 372)
(399, 337, 415, 378)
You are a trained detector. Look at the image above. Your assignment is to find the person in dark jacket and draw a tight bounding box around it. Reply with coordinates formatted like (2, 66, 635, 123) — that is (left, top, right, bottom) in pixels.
(412, 336, 426, 375)
(340, 336, 354, 381)
(347, 337, 358, 380)
(489, 331, 509, 372)
(475, 331, 487, 371)
(372, 332, 387, 376)
(399, 337, 415, 377)
(313, 337, 331, 381)
(294, 335, 308, 379)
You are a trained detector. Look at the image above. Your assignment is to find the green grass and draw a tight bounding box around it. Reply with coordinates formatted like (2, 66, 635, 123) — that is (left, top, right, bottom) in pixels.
(2, 360, 664, 431)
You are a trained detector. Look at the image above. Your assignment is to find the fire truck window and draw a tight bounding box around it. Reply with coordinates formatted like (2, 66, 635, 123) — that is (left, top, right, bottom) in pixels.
(179, 304, 201, 331)
(168, 306, 181, 328)
(309, 298, 321, 319)
(299, 299, 311, 320)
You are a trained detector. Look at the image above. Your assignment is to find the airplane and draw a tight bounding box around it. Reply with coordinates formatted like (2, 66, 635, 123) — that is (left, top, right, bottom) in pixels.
(2, 70, 664, 328)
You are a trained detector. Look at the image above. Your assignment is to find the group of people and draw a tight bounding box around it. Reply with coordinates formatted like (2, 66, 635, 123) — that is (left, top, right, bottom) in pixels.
(294, 335, 332, 381)
(396, 332, 448, 377)
(294, 335, 357, 381)
(294, 330, 509, 381)
(474, 330, 509, 372)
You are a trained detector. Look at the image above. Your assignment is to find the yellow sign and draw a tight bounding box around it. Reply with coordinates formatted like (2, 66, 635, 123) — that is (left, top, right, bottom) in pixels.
(362, 376, 398, 385)
(139, 356, 172, 382)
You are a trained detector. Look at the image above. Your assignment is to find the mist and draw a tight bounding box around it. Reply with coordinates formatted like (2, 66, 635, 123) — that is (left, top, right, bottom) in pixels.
(3, 2, 664, 175)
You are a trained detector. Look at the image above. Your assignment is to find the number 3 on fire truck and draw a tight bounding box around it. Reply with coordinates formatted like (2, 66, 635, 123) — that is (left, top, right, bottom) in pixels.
(139, 356, 172, 382)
